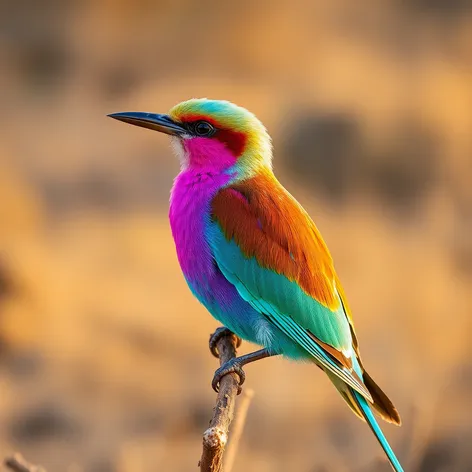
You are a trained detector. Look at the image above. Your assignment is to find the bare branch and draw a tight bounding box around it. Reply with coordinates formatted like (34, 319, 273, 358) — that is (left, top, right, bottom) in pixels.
(4, 454, 46, 472)
(199, 330, 243, 472)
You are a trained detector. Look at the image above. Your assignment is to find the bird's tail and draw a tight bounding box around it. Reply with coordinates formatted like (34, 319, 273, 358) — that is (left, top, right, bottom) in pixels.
(326, 359, 404, 472)
(351, 388, 404, 472)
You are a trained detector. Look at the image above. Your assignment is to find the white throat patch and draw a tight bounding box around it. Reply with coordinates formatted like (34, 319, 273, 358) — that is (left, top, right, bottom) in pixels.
(170, 137, 189, 170)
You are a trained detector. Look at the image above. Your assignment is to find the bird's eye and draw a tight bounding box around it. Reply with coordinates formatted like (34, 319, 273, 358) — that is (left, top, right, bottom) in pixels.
(194, 121, 214, 137)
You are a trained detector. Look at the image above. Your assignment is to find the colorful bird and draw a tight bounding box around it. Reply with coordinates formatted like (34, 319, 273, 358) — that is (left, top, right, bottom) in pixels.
(109, 99, 403, 471)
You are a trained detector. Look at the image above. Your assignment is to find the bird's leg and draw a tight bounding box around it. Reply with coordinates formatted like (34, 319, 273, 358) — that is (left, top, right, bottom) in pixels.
(212, 348, 279, 394)
(209, 326, 242, 358)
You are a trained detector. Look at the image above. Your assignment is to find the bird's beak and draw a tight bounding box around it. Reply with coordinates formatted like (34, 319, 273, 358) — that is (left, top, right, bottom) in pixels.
(107, 112, 186, 136)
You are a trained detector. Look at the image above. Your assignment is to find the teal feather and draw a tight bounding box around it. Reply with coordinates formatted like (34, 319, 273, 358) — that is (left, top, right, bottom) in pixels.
(208, 223, 350, 349)
(352, 391, 404, 471)
(348, 356, 403, 471)
(207, 222, 372, 400)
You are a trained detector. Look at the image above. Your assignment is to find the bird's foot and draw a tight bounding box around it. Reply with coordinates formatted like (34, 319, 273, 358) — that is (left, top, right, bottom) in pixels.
(212, 358, 246, 395)
(209, 327, 242, 358)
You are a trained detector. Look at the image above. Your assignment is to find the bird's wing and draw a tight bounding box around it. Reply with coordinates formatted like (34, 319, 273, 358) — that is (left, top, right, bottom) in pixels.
(208, 172, 371, 400)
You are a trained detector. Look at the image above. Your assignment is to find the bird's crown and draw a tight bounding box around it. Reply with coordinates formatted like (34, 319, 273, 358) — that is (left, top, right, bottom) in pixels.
(169, 99, 263, 133)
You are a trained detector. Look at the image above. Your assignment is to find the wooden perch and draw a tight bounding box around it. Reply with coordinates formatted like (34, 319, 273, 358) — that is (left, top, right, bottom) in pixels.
(199, 330, 253, 472)
(4, 454, 46, 472)
(5, 333, 254, 472)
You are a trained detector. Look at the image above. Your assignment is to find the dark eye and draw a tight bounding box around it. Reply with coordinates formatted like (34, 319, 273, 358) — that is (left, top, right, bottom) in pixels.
(194, 121, 214, 136)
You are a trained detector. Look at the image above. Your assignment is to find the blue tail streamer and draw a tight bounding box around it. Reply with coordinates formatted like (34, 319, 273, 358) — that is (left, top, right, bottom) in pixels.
(352, 390, 404, 472)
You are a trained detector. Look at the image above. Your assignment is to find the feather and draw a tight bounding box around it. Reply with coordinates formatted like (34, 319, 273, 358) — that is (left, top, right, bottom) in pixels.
(208, 175, 375, 400)
(329, 357, 403, 471)
(352, 391, 404, 471)
(364, 370, 402, 425)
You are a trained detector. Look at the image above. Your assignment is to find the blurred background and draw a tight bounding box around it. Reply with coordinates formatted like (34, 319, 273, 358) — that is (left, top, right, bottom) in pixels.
(0, 0, 471, 471)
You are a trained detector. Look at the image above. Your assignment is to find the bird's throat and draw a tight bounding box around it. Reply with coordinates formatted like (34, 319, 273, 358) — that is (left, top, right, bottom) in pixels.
(169, 169, 231, 283)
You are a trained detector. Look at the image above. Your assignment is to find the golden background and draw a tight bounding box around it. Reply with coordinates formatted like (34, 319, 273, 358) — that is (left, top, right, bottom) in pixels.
(0, 1, 471, 471)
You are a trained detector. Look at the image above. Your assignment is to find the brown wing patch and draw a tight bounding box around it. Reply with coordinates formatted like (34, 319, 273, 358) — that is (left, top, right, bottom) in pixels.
(211, 171, 339, 310)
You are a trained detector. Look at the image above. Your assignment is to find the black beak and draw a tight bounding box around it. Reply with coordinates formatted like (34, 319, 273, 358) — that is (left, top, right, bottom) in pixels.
(107, 112, 187, 136)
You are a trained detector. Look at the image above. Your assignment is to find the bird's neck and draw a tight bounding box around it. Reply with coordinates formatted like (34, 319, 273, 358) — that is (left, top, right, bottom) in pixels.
(169, 168, 231, 279)
(168, 165, 276, 282)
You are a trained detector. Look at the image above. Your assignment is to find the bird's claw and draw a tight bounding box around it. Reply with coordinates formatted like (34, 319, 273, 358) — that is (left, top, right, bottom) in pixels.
(209, 327, 242, 358)
(212, 359, 246, 395)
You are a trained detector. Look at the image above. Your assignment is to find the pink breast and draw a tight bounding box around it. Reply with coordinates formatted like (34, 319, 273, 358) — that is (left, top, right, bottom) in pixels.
(169, 168, 231, 284)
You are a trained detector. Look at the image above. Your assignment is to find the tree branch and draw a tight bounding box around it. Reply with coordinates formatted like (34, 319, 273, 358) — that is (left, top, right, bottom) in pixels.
(199, 330, 246, 472)
(6, 333, 254, 472)
(4, 454, 46, 472)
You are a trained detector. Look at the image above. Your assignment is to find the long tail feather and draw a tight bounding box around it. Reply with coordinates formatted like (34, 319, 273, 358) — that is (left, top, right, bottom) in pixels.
(352, 390, 404, 472)
(363, 370, 402, 426)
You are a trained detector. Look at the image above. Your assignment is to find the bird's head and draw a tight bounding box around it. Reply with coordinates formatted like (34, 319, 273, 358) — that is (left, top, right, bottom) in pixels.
(109, 98, 272, 177)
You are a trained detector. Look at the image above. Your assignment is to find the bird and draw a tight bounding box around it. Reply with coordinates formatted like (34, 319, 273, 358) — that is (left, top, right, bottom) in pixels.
(109, 99, 403, 471)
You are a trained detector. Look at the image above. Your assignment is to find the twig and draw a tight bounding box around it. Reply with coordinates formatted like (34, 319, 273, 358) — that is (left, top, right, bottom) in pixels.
(224, 388, 254, 472)
(199, 330, 242, 472)
(4, 454, 46, 472)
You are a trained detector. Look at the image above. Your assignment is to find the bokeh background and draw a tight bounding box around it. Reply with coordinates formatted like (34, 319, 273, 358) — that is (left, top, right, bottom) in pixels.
(0, 1, 471, 471)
